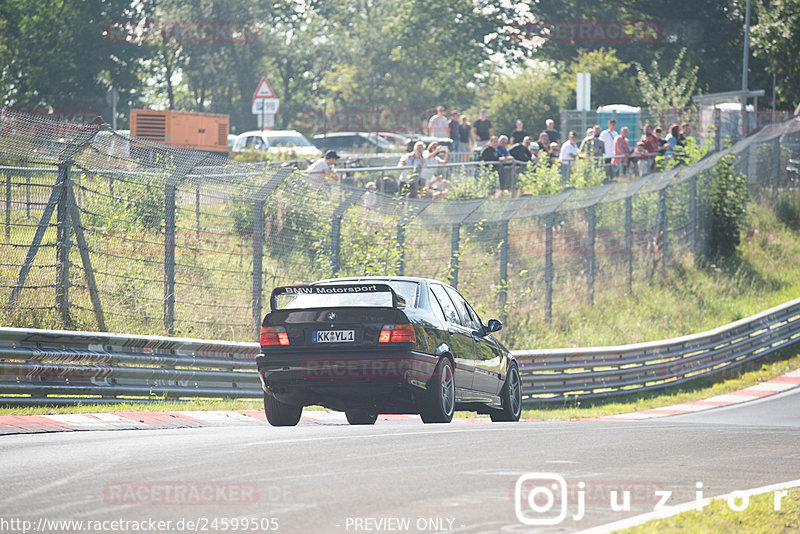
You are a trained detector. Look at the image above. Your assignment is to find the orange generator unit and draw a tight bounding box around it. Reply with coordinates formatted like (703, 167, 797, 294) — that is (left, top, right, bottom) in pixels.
(130, 109, 229, 153)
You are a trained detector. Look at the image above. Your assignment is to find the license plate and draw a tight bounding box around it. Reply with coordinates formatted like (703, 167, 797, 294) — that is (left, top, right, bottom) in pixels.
(313, 330, 355, 343)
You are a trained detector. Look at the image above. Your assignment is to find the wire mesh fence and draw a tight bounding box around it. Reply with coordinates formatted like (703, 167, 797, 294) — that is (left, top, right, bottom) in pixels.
(1, 109, 798, 342)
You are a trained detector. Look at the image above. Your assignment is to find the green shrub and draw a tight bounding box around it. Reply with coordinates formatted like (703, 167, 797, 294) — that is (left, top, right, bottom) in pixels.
(708, 154, 747, 259)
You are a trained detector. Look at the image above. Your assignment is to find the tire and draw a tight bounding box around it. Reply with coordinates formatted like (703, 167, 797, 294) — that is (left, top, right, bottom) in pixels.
(345, 409, 378, 425)
(490, 364, 522, 422)
(264, 392, 302, 427)
(420, 358, 455, 424)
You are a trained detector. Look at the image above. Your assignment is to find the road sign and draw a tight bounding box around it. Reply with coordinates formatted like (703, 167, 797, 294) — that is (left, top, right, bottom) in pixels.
(252, 77, 276, 101)
(251, 99, 280, 115)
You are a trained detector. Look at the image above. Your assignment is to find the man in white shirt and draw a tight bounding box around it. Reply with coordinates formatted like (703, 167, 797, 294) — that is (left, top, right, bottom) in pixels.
(599, 118, 619, 178)
(428, 106, 449, 138)
(558, 131, 580, 181)
(306, 150, 340, 181)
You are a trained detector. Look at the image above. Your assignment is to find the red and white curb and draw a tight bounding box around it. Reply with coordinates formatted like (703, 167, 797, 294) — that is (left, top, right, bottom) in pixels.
(0, 409, 493, 436)
(1, 369, 798, 436)
(596, 368, 800, 421)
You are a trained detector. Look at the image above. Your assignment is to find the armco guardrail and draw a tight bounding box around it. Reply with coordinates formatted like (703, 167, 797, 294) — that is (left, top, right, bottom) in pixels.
(515, 296, 800, 402)
(0, 297, 799, 406)
(0, 330, 262, 405)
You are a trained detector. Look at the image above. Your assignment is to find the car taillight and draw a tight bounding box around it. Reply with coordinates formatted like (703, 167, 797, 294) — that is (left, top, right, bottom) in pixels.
(378, 324, 416, 343)
(261, 326, 289, 346)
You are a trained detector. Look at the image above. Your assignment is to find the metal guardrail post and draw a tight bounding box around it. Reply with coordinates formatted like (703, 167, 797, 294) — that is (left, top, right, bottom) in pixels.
(545, 212, 553, 326)
(586, 204, 595, 306)
(625, 196, 633, 295)
(55, 161, 73, 327)
(448, 223, 460, 288)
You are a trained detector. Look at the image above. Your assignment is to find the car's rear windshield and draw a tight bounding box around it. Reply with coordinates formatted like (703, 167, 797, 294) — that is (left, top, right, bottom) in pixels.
(275, 281, 419, 310)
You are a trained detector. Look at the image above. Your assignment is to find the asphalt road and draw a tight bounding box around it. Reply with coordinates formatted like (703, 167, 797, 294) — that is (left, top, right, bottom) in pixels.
(1, 390, 799, 534)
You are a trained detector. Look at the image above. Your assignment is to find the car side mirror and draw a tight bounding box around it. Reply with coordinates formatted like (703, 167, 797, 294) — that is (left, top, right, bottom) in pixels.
(487, 319, 502, 333)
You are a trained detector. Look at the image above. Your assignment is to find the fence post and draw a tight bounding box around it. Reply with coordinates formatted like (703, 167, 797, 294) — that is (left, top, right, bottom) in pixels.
(625, 196, 633, 295)
(55, 161, 73, 327)
(772, 136, 781, 211)
(26, 173, 31, 219)
(659, 188, 669, 276)
(689, 175, 697, 255)
(252, 196, 265, 339)
(164, 180, 176, 334)
(195, 186, 201, 240)
(249, 168, 293, 340)
(448, 223, 460, 288)
(396, 223, 405, 276)
(4, 170, 10, 241)
(6, 167, 65, 310)
(66, 183, 106, 331)
(545, 212, 553, 326)
(586, 204, 595, 306)
(498, 219, 509, 319)
(330, 188, 365, 276)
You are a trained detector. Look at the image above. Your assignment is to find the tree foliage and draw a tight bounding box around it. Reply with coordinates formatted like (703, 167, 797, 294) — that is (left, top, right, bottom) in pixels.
(635, 48, 698, 116)
(751, 0, 800, 108)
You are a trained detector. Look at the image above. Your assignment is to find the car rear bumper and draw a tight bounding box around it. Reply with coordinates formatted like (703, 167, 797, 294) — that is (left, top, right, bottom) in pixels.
(256, 350, 440, 410)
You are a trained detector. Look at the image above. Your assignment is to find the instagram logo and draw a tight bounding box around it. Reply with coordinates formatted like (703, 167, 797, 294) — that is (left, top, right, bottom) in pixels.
(514, 473, 569, 526)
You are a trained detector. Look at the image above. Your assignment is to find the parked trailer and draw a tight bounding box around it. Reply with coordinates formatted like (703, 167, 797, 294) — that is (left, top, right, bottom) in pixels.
(130, 109, 229, 153)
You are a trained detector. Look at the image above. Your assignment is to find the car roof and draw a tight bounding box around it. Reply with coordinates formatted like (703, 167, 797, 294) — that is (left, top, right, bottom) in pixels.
(312, 132, 375, 138)
(236, 130, 308, 138)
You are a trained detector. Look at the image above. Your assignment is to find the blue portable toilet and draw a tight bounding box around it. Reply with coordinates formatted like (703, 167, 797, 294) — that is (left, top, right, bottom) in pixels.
(597, 105, 640, 142)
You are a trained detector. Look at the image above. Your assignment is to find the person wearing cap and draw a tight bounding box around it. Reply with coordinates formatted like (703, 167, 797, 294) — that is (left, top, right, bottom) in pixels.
(307, 150, 340, 181)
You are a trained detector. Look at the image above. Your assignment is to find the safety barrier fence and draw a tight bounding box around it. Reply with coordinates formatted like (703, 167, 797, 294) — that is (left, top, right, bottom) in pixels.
(1, 110, 798, 344)
(1, 296, 797, 405)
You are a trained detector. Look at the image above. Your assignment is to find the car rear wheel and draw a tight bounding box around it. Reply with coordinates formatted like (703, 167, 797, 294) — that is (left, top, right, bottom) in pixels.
(420, 358, 455, 423)
(345, 410, 378, 425)
(264, 392, 302, 427)
(490, 364, 522, 422)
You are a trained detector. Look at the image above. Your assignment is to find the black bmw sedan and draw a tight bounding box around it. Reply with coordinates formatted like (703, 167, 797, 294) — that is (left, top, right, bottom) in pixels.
(255, 276, 522, 426)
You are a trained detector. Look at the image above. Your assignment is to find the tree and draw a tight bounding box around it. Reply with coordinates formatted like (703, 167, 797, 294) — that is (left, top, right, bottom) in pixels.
(564, 48, 639, 108)
(484, 49, 637, 138)
(635, 48, 698, 115)
(0, 0, 149, 120)
(751, 0, 800, 109)
(483, 65, 568, 141)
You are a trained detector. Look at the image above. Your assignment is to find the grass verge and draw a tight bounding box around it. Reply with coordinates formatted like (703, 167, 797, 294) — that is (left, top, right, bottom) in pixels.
(620, 488, 800, 534)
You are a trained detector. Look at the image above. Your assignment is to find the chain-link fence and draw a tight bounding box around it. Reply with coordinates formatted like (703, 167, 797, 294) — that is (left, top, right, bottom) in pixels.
(1, 110, 798, 342)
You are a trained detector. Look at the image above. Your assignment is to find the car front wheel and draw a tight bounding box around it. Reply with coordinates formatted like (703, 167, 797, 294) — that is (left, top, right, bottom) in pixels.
(264, 392, 303, 427)
(420, 358, 455, 423)
(490, 364, 522, 422)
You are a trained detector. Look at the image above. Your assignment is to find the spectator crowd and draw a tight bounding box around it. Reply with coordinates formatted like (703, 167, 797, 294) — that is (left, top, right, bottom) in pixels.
(308, 107, 695, 200)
